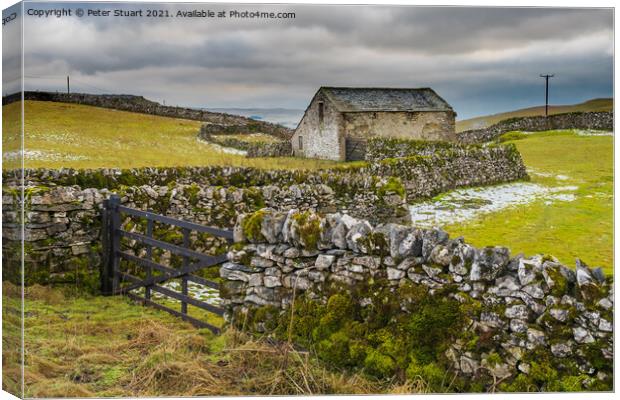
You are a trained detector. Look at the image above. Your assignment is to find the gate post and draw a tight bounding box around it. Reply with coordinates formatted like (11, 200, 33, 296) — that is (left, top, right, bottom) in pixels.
(108, 194, 122, 294)
(100, 198, 111, 295)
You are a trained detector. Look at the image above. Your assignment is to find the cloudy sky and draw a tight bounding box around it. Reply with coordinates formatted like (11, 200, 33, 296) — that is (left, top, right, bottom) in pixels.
(2, 2, 614, 119)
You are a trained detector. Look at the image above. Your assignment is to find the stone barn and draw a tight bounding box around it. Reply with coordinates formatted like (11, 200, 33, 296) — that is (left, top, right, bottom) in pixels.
(291, 87, 456, 161)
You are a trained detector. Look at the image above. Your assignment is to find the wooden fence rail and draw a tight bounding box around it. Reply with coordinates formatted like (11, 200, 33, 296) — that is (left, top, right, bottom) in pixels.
(101, 194, 232, 333)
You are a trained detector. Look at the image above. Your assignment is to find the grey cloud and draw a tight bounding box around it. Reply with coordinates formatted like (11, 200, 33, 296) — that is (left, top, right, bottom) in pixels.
(16, 4, 613, 119)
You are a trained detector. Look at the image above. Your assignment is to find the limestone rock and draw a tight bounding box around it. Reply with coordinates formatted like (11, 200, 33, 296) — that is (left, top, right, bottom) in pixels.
(260, 212, 287, 243)
(526, 328, 546, 348)
(522, 283, 545, 299)
(315, 254, 335, 271)
(505, 305, 529, 320)
(450, 243, 476, 276)
(573, 326, 595, 344)
(399, 229, 424, 259)
(248, 274, 263, 287)
(480, 312, 504, 329)
(422, 264, 443, 279)
(518, 256, 542, 286)
(429, 245, 452, 266)
(575, 259, 594, 287)
(551, 342, 573, 358)
(422, 228, 448, 260)
(220, 262, 251, 282)
(549, 308, 569, 322)
(283, 247, 300, 258)
(495, 275, 521, 292)
(345, 221, 373, 253)
(598, 318, 612, 332)
(264, 275, 282, 288)
(518, 362, 530, 374)
(591, 267, 606, 284)
(597, 298, 613, 310)
(460, 355, 479, 375)
(387, 267, 405, 280)
(470, 247, 510, 282)
(510, 319, 528, 334)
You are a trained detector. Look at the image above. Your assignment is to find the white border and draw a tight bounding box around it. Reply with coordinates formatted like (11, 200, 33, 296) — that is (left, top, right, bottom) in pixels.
(0, 1, 616, 400)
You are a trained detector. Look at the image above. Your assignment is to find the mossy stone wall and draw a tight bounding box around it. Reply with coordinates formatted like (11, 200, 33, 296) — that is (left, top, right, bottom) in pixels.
(222, 209, 613, 392)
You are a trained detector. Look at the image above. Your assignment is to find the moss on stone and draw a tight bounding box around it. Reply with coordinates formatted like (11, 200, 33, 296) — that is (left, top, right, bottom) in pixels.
(241, 280, 466, 383)
(376, 177, 406, 200)
(241, 210, 266, 242)
(545, 264, 569, 297)
(183, 183, 201, 206)
(292, 211, 321, 249)
(243, 187, 265, 209)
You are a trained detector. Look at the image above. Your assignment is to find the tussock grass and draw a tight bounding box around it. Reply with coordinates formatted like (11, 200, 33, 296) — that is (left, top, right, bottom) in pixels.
(2, 282, 420, 397)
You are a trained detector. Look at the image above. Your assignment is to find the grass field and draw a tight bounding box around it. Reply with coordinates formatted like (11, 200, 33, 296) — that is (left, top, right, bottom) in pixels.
(1, 101, 340, 170)
(2, 283, 421, 397)
(456, 98, 613, 132)
(439, 130, 613, 273)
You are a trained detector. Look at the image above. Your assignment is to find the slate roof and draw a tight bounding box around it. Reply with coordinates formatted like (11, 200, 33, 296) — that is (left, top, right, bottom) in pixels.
(319, 87, 453, 113)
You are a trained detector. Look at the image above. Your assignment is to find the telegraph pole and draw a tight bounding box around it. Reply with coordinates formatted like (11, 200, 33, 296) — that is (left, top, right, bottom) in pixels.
(67, 75, 70, 94)
(539, 74, 554, 116)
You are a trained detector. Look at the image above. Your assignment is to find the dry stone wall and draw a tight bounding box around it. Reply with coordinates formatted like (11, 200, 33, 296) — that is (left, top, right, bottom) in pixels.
(1, 182, 346, 290)
(246, 142, 293, 158)
(365, 136, 472, 160)
(2, 142, 527, 288)
(221, 209, 613, 388)
(10, 141, 527, 205)
(458, 111, 613, 144)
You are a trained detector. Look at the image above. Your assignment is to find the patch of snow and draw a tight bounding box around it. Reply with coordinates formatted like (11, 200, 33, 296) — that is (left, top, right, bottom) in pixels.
(197, 138, 247, 156)
(409, 182, 579, 228)
(544, 193, 577, 205)
(574, 130, 613, 137)
(529, 169, 572, 183)
(549, 185, 578, 192)
(529, 170, 553, 178)
(3, 149, 86, 162)
(517, 129, 612, 137)
(131, 280, 221, 305)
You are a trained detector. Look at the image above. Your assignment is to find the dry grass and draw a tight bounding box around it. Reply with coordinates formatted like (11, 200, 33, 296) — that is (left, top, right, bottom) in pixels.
(2, 282, 420, 397)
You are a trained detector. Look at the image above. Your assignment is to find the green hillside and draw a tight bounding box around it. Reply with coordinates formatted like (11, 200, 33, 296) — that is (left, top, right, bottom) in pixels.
(456, 98, 613, 132)
(1, 101, 339, 170)
(442, 129, 613, 273)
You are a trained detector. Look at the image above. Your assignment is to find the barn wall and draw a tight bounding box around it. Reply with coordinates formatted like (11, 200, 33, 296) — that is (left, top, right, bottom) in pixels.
(291, 92, 345, 161)
(342, 111, 456, 142)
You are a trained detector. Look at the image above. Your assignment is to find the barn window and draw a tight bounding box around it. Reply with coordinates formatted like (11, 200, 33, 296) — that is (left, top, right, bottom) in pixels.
(318, 101, 324, 125)
(298, 136, 303, 150)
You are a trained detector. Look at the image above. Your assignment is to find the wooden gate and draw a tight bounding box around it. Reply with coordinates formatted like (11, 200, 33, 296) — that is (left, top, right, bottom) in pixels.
(101, 194, 233, 334)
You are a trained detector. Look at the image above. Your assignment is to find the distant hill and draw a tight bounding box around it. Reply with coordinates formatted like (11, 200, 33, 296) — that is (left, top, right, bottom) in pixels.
(456, 98, 613, 132)
(207, 108, 304, 129)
